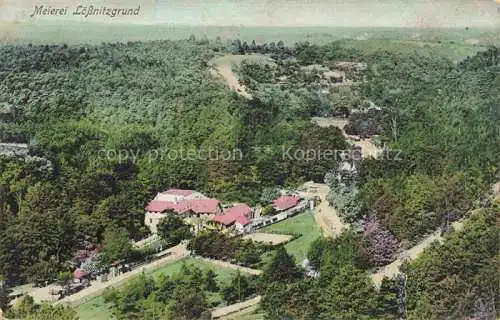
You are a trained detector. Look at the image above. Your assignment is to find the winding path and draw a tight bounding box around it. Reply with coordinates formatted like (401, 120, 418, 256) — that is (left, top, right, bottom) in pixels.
(370, 219, 466, 286)
(56, 243, 188, 306)
(311, 116, 382, 159)
(212, 296, 262, 319)
(298, 181, 348, 238)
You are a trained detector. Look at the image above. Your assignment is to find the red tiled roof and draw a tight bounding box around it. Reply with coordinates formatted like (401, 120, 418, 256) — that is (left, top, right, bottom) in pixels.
(187, 199, 220, 214)
(163, 189, 194, 196)
(273, 195, 300, 210)
(235, 215, 251, 226)
(146, 199, 220, 214)
(212, 204, 252, 226)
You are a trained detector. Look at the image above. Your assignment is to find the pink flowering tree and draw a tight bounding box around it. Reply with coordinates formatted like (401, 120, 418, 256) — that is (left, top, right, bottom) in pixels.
(362, 214, 399, 266)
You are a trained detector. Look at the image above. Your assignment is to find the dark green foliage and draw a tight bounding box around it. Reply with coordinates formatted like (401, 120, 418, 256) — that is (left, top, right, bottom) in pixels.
(263, 246, 301, 283)
(103, 263, 249, 319)
(202, 269, 218, 292)
(100, 227, 133, 265)
(360, 173, 481, 241)
(261, 264, 395, 320)
(222, 270, 257, 304)
(157, 213, 192, 247)
(402, 207, 499, 320)
(375, 277, 400, 319)
(307, 231, 369, 279)
(261, 278, 318, 320)
(187, 231, 264, 267)
(0, 281, 11, 312)
(314, 264, 379, 320)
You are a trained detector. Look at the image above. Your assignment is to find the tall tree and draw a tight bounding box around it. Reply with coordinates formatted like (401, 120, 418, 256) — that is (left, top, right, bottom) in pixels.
(100, 227, 132, 265)
(264, 246, 301, 283)
(157, 213, 192, 247)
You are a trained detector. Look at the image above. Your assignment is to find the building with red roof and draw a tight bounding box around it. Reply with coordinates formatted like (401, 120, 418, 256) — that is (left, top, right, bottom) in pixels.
(210, 204, 253, 233)
(272, 195, 301, 211)
(144, 189, 222, 234)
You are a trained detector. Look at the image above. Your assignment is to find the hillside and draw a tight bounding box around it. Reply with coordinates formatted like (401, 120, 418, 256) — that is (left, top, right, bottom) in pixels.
(0, 35, 498, 320)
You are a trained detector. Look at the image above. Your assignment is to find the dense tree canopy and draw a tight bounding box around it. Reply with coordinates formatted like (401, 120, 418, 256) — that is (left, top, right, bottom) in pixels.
(0, 36, 497, 319)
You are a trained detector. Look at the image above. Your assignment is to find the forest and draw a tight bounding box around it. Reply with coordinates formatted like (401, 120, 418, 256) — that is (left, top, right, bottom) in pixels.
(0, 36, 498, 320)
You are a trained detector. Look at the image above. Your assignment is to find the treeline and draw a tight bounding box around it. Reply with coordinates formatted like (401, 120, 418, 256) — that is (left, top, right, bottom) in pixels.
(403, 206, 499, 319)
(187, 232, 271, 268)
(261, 234, 399, 320)
(103, 263, 259, 319)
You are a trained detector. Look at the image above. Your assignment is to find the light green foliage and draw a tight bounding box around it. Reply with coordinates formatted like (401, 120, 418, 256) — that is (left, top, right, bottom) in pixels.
(403, 207, 499, 320)
(102, 262, 254, 320)
(157, 214, 192, 247)
(314, 264, 378, 320)
(263, 246, 300, 283)
(9, 295, 79, 320)
(259, 187, 280, 205)
(100, 227, 133, 265)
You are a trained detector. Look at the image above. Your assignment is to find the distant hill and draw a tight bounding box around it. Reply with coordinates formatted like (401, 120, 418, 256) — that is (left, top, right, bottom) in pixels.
(2, 22, 499, 47)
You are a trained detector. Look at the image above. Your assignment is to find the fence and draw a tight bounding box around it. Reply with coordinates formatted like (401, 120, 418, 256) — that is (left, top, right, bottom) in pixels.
(249, 201, 309, 231)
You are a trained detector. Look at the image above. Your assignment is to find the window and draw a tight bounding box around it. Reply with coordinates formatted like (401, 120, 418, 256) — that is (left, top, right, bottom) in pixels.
(150, 218, 153, 224)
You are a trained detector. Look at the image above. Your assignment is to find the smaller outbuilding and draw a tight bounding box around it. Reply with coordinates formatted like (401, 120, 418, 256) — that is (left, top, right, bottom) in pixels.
(272, 195, 301, 211)
(211, 204, 253, 234)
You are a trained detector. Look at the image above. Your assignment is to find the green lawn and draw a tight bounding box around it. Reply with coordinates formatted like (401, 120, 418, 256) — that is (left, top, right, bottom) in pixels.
(76, 296, 114, 320)
(76, 258, 239, 320)
(261, 211, 321, 263)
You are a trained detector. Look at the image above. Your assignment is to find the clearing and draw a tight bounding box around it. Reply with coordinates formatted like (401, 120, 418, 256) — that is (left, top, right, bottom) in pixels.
(298, 181, 349, 238)
(311, 117, 382, 158)
(212, 296, 262, 319)
(209, 54, 274, 99)
(261, 211, 321, 263)
(11, 243, 188, 306)
(243, 232, 293, 245)
(55, 243, 188, 305)
(219, 302, 265, 320)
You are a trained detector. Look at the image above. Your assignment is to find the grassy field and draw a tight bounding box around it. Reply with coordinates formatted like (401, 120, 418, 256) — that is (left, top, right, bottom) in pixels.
(75, 296, 114, 320)
(221, 304, 266, 320)
(76, 257, 239, 320)
(261, 211, 321, 263)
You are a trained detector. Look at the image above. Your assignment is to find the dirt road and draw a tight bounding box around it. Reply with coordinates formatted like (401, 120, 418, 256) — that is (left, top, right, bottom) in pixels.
(493, 181, 500, 202)
(299, 181, 348, 238)
(212, 296, 262, 319)
(371, 219, 466, 286)
(54, 243, 188, 306)
(243, 233, 293, 245)
(311, 117, 382, 159)
(210, 61, 252, 99)
(195, 257, 262, 276)
(209, 54, 275, 100)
